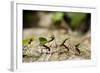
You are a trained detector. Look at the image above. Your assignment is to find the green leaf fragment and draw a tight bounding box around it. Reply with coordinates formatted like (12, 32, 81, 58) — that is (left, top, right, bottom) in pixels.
(52, 12, 64, 23)
(23, 37, 34, 46)
(39, 37, 48, 45)
(23, 39, 30, 46)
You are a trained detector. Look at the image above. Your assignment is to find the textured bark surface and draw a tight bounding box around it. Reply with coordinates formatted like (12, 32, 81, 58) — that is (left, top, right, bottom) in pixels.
(23, 28, 91, 62)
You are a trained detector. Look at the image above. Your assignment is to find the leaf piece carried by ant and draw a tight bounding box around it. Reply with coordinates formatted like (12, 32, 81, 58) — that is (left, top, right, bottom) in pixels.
(23, 38, 34, 46)
(39, 37, 48, 45)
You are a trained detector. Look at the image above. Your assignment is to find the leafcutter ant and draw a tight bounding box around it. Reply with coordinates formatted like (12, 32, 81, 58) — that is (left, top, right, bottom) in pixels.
(60, 38, 69, 51)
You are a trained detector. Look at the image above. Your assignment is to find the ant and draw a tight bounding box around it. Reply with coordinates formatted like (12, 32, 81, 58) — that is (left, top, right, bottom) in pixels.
(23, 38, 33, 50)
(40, 35, 57, 54)
(60, 38, 69, 51)
(75, 43, 81, 55)
(48, 35, 55, 42)
(28, 38, 33, 44)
